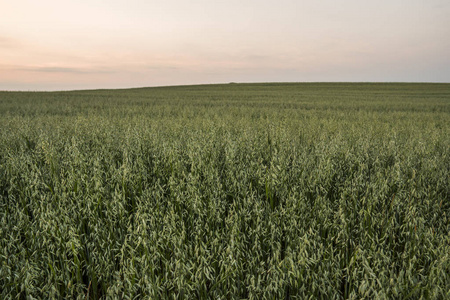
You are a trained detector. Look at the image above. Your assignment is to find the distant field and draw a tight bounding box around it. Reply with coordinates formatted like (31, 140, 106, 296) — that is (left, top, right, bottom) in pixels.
(1, 83, 449, 299)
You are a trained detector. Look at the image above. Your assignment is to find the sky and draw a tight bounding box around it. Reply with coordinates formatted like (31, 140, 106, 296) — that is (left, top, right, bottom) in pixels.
(1, 0, 449, 90)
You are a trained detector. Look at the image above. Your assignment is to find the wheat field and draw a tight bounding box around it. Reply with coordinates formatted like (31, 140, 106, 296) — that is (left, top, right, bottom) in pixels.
(1, 83, 449, 299)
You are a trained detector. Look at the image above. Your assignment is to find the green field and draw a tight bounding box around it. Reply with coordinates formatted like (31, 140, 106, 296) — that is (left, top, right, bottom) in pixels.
(1, 83, 449, 299)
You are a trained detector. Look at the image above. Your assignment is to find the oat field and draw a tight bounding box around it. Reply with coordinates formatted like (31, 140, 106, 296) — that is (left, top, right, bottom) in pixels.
(1, 83, 449, 299)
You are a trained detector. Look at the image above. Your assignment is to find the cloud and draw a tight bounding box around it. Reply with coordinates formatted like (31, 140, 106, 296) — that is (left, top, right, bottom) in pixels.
(18, 66, 115, 74)
(145, 65, 180, 70)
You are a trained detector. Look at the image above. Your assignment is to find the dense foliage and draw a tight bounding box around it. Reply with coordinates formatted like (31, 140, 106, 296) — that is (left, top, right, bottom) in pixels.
(1, 83, 449, 299)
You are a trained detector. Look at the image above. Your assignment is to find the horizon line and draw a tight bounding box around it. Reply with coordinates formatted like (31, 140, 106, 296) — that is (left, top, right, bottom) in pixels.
(1, 81, 449, 93)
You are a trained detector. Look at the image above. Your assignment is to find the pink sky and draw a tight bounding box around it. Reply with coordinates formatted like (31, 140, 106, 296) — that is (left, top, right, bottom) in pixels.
(1, 0, 449, 90)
